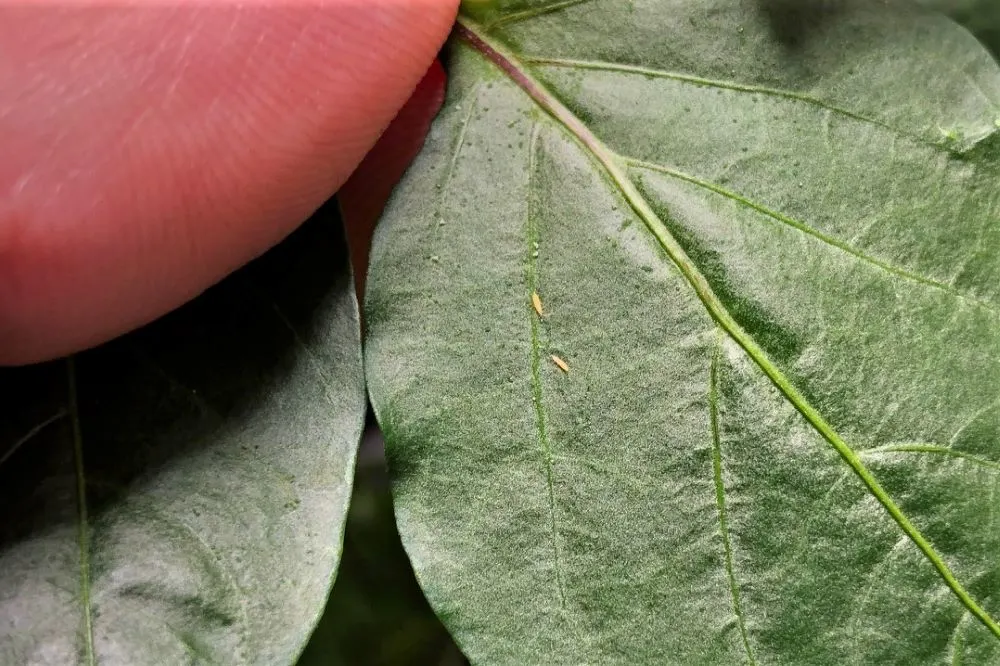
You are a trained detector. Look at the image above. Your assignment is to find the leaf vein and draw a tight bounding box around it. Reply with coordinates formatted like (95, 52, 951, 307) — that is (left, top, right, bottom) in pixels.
(440, 82, 481, 210)
(67, 357, 96, 666)
(862, 444, 1000, 472)
(148, 506, 251, 665)
(522, 56, 953, 153)
(458, 18, 1000, 639)
(624, 157, 1000, 318)
(952, 612, 968, 666)
(949, 397, 1000, 446)
(710, 333, 756, 665)
(487, 0, 599, 31)
(0, 409, 68, 469)
(269, 300, 345, 407)
(526, 121, 567, 611)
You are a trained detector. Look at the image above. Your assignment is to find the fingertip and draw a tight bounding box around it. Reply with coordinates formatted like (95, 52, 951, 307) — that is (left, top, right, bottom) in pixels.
(0, 1, 458, 365)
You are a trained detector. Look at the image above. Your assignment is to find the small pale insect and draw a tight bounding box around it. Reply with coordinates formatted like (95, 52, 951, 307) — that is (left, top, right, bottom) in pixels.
(550, 355, 569, 373)
(531, 292, 544, 317)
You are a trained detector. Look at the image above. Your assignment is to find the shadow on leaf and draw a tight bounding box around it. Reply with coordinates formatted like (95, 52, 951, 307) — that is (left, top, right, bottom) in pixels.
(0, 202, 365, 664)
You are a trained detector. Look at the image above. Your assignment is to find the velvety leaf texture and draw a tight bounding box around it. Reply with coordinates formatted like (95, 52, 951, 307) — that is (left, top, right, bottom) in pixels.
(0, 212, 366, 665)
(920, 0, 1000, 56)
(366, 1, 1000, 664)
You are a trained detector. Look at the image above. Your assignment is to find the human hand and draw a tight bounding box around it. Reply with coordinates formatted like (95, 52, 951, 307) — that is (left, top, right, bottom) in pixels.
(0, 2, 458, 365)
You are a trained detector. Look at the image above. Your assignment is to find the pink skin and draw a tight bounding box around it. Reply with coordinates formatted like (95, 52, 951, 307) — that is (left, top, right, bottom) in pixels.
(0, 2, 459, 365)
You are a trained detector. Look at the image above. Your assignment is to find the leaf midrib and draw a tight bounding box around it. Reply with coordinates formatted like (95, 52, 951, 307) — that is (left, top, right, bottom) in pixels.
(520, 62, 998, 310)
(455, 17, 1000, 640)
(67, 358, 97, 665)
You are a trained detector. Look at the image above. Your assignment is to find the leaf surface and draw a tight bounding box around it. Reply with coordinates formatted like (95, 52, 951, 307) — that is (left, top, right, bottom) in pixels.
(298, 430, 464, 666)
(0, 211, 366, 665)
(366, 1, 1000, 663)
(919, 0, 1000, 55)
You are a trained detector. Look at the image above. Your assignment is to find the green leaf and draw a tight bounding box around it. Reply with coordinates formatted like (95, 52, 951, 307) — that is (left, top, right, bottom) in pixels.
(365, 1, 1000, 663)
(299, 431, 467, 666)
(0, 210, 365, 665)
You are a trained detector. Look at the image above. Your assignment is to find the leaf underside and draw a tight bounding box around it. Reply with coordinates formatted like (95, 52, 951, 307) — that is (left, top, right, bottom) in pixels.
(920, 0, 1000, 56)
(0, 211, 366, 665)
(366, 1, 1000, 664)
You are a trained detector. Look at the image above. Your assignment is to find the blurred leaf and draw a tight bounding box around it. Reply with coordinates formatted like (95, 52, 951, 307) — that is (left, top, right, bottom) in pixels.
(919, 0, 1000, 56)
(0, 208, 365, 665)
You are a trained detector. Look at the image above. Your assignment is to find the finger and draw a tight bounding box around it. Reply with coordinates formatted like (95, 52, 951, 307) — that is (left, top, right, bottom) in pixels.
(340, 59, 447, 305)
(0, 1, 458, 365)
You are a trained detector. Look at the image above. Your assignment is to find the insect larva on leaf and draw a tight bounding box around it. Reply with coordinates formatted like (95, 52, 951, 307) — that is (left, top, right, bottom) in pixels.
(532, 292, 544, 317)
(551, 355, 569, 373)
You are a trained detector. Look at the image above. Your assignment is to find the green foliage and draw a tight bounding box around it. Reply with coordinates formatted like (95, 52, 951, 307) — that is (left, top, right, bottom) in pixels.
(0, 212, 365, 664)
(366, 1, 1000, 663)
(6, 2, 1000, 664)
(299, 431, 465, 666)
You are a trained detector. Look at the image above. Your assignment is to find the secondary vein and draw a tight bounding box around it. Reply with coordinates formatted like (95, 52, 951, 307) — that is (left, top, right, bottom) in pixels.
(441, 82, 481, 204)
(522, 56, 955, 154)
(0, 409, 68, 469)
(457, 17, 1000, 639)
(487, 0, 597, 30)
(624, 157, 1000, 318)
(710, 333, 756, 665)
(68, 357, 96, 665)
(862, 444, 1000, 473)
(148, 504, 250, 664)
(952, 613, 967, 666)
(526, 121, 567, 610)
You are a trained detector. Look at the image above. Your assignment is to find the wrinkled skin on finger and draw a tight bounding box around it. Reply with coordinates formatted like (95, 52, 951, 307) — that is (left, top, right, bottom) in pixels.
(0, 2, 458, 365)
